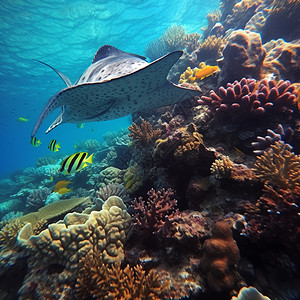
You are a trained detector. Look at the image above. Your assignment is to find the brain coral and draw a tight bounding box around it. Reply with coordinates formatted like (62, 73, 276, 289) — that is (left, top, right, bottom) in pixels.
(218, 30, 266, 85)
(17, 196, 131, 283)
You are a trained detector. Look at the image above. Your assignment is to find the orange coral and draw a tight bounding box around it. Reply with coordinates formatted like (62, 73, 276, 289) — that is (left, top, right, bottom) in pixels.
(200, 221, 240, 293)
(253, 141, 300, 190)
(128, 120, 162, 146)
(76, 254, 165, 299)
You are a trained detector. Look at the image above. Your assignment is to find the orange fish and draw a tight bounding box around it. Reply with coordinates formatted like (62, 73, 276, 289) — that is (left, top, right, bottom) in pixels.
(53, 180, 71, 194)
(190, 65, 219, 81)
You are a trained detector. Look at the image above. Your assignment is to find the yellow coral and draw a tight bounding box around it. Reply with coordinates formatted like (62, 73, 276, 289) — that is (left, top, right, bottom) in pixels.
(179, 62, 209, 84)
(124, 164, 144, 193)
(253, 141, 300, 190)
(210, 156, 234, 179)
(76, 255, 165, 300)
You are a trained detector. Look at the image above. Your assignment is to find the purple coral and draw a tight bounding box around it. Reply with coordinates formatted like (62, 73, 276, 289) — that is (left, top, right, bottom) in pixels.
(26, 187, 52, 209)
(131, 188, 178, 236)
(198, 78, 297, 120)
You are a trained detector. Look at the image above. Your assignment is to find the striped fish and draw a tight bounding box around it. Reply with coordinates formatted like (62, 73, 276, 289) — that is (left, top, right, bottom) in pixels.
(30, 136, 41, 147)
(48, 139, 61, 152)
(59, 152, 93, 174)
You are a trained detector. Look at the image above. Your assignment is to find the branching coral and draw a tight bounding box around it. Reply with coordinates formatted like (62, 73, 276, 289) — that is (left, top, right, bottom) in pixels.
(192, 35, 226, 65)
(0, 220, 25, 252)
(129, 120, 162, 146)
(76, 254, 164, 299)
(200, 221, 240, 293)
(184, 32, 201, 54)
(199, 78, 297, 121)
(201, 10, 222, 40)
(131, 188, 178, 236)
(253, 141, 300, 190)
(218, 30, 266, 84)
(210, 156, 234, 179)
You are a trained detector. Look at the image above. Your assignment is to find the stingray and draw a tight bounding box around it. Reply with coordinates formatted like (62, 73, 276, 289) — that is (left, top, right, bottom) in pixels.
(31, 45, 201, 137)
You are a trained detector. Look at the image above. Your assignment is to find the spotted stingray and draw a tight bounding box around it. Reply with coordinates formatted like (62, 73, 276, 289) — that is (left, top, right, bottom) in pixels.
(31, 45, 201, 137)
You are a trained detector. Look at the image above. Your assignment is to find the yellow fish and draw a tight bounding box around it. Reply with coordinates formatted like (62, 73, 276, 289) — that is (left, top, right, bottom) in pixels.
(56, 187, 72, 195)
(59, 152, 93, 174)
(190, 65, 219, 81)
(48, 139, 61, 152)
(30, 136, 41, 147)
(18, 117, 29, 122)
(53, 180, 71, 195)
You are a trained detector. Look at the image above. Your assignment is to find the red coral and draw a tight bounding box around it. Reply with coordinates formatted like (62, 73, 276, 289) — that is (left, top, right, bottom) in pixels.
(198, 78, 297, 120)
(131, 188, 178, 236)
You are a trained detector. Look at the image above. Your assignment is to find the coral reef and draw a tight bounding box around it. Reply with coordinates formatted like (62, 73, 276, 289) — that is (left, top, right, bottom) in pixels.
(232, 286, 271, 300)
(201, 10, 222, 40)
(128, 119, 162, 146)
(218, 30, 266, 84)
(210, 156, 234, 179)
(191, 35, 227, 65)
(131, 188, 178, 237)
(76, 255, 165, 299)
(199, 78, 297, 121)
(252, 141, 300, 190)
(95, 183, 130, 204)
(25, 187, 52, 210)
(97, 166, 124, 188)
(17, 196, 131, 298)
(200, 221, 240, 293)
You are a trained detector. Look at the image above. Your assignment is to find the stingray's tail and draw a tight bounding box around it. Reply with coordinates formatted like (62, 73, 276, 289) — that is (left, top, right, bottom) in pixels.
(31, 94, 61, 138)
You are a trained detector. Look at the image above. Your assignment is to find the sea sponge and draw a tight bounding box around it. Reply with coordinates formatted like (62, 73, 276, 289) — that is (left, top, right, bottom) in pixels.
(200, 221, 240, 293)
(218, 30, 266, 84)
(18, 196, 131, 283)
(252, 141, 300, 190)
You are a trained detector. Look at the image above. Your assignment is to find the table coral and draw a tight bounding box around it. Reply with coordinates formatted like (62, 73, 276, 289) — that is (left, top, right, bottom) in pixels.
(18, 196, 131, 287)
(218, 30, 266, 84)
(200, 221, 240, 293)
(76, 255, 164, 299)
(131, 188, 178, 237)
(253, 141, 300, 190)
(199, 77, 297, 121)
(129, 119, 162, 146)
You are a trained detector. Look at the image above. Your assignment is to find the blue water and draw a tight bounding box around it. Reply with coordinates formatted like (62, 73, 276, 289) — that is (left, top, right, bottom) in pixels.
(0, 0, 219, 177)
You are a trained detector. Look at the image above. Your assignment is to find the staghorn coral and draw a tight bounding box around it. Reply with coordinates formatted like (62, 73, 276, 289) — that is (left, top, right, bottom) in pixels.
(76, 254, 164, 300)
(200, 221, 240, 293)
(131, 188, 178, 237)
(26, 187, 52, 210)
(218, 30, 266, 84)
(18, 196, 131, 288)
(129, 119, 162, 146)
(192, 35, 226, 65)
(210, 156, 234, 179)
(198, 78, 297, 121)
(252, 141, 300, 190)
(184, 32, 201, 53)
(251, 124, 293, 155)
(263, 39, 300, 82)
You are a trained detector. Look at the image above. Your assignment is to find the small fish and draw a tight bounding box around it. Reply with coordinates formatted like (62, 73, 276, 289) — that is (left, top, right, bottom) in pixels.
(74, 144, 77, 149)
(56, 187, 72, 195)
(18, 117, 29, 122)
(50, 176, 53, 181)
(190, 65, 219, 81)
(53, 180, 71, 195)
(77, 122, 85, 129)
(59, 152, 93, 174)
(30, 137, 41, 147)
(48, 139, 61, 152)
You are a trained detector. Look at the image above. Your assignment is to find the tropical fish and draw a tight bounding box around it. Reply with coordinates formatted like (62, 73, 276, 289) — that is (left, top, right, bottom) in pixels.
(30, 136, 41, 147)
(190, 65, 219, 81)
(53, 180, 71, 194)
(59, 152, 93, 174)
(48, 139, 61, 152)
(18, 117, 29, 122)
(31, 45, 200, 137)
(77, 122, 85, 129)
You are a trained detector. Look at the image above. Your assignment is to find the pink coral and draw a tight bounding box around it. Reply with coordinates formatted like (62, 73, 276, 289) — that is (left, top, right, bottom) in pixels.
(198, 78, 297, 120)
(131, 188, 178, 236)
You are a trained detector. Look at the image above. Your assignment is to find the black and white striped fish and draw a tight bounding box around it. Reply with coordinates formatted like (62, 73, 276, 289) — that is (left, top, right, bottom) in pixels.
(59, 152, 93, 174)
(48, 139, 60, 152)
